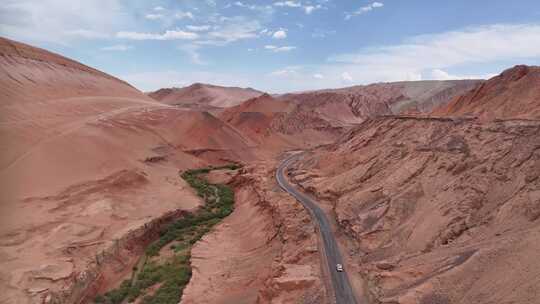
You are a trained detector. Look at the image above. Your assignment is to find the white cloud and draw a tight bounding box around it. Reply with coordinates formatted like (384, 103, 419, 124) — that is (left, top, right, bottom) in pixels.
(230, 1, 274, 13)
(313, 73, 324, 79)
(145, 14, 164, 20)
(346, 2, 384, 20)
(178, 44, 206, 65)
(269, 67, 301, 77)
(0, 0, 126, 44)
(273, 30, 287, 39)
(274, 1, 301, 8)
(101, 44, 133, 51)
(229, 23, 540, 93)
(116, 30, 198, 40)
(304, 5, 322, 14)
(273, 1, 323, 14)
(175, 11, 194, 20)
(186, 25, 211, 32)
(429, 69, 496, 80)
(341, 72, 353, 82)
(330, 24, 540, 70)
(265, 45, 297, 52)
(153, 6, 165, 11)
(206, 17, 261, 43)
(64, 29, 109, 39)
(312, 29, 336, 38)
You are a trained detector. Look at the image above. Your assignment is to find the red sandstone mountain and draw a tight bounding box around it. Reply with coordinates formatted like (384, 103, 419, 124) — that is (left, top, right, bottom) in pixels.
(3, 35, 540, 304)
(0, 37, 255, 304)
(147, 83, 263, 109)
(218, 80, 481, 151)
(279, 79, 481, 117)
(287, 66, 540, 304)
(433, 65, 540, 119)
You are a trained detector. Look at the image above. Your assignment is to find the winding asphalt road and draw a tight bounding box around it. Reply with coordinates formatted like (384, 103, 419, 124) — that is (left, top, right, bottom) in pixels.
(276, 154, 358, 304)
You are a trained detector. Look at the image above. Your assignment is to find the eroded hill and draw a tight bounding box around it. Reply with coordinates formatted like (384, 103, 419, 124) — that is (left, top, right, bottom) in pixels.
(433, 65, 540, 120)
(287, 67, 540, 303)
(0, 37, 257, 304)
(147, 83, 263, 110)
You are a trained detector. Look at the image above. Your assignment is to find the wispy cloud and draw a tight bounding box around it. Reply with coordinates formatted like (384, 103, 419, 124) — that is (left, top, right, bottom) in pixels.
(330, 24, 540, 69)
(175, 11, 195, 20)
(116, 30, 198, 40)
(65, 29, 109, 39)
(304, 5, 323, 14)
(178, 44, 206, 65)
(145, 14, 164, 20)
(0, 0, 126, 44)
(269, 66, 302, 77)
(101, 44, 133, 51)
(259, 23, 540, 92)
(274, 1, 302, 8)
(228, 1, 274, 13)
(272, 29, 287, 39)
(204, 16, 261, 44)
(273, 1, 324, 14)
(312, 29, 336, 38)
(429, 69, 497, 80)
(345, 2, 384, 20)
(265, 45, 297, 52)
(186, 25, 211, 32)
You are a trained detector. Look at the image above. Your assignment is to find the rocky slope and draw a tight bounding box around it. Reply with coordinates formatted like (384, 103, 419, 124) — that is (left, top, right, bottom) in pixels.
(217, 80, 480, 158)
(288, 67, 540, 304)
(433, 65, 540, 120)
(181, 163, 327, 304)
(0, 37, 255, 304)
(279, 80, 481, 119)
(147, 83, 263, 109)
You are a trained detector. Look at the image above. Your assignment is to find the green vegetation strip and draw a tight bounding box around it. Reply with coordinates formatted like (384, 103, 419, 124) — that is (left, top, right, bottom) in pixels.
(94, 164, 239, 304)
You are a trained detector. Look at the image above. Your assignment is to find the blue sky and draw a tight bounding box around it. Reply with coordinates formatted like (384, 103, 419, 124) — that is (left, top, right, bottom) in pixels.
(1, 0, 540, 93)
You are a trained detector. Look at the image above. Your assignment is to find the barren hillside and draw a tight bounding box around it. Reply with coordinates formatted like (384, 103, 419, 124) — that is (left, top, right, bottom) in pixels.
(433, 65, 540, 120)
(287, 67, 540, 304)
(148, 83, 263, 109)
(0, 37, 255, 304)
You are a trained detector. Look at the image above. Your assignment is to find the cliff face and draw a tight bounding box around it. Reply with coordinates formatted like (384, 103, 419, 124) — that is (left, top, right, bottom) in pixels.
(279, 80, 481, 121)
(181, 163, 328, 304)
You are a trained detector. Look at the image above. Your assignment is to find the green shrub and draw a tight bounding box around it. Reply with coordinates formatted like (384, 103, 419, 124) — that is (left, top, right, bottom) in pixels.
(96, 164, 237, 304)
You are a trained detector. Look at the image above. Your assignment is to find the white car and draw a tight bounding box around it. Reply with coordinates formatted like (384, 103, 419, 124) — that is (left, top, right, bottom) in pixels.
(336, 264, 344, 272)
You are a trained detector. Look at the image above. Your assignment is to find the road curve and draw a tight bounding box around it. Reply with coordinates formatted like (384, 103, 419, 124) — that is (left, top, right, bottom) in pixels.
(276, 154, 358, 304)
